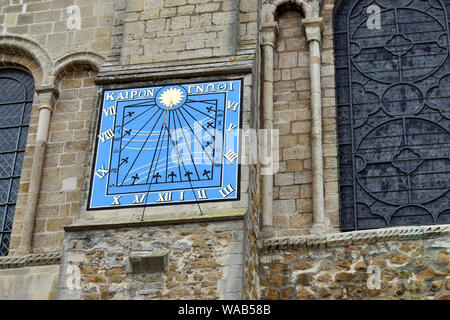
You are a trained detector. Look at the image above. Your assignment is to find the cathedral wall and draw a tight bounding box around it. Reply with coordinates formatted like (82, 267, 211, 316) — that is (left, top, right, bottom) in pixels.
(121, 0, 241, 65)
(0, 265, 59, 300)
(270, 2, 339, 238)
(10, 67, 99, 255)
(57, 219, 244, 300)
(259, 227, 450, 300)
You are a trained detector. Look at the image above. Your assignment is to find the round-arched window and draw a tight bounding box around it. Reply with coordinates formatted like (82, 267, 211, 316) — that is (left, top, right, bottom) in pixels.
(0, 68, 34, 255)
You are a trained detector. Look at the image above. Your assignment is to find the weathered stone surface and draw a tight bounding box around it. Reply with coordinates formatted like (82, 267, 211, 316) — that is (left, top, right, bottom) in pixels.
(296, 286, 314, 299)
(57, 220, 244, 300)
(295, 261, 312, 270)
(335, 272, 355, 282)
(259, 235, 449, 300)
(265, 288, 279, 300)
(437, 252, 449, 264)
(391, 252, 411, 265)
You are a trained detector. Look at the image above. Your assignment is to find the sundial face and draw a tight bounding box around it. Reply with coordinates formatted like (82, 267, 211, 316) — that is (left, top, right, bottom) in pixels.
(87, 79, 242, 210)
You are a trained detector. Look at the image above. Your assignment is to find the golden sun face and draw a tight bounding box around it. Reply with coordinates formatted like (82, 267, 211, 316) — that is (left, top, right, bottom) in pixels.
(158, 87, 185, 109)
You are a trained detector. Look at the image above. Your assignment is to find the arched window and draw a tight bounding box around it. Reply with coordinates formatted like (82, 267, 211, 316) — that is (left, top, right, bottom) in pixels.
(0, 68, 34, 255)
(334, 0, 450, 231)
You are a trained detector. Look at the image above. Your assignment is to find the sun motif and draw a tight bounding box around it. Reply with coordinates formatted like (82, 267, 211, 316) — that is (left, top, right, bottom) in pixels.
(158, 87, 185, 109)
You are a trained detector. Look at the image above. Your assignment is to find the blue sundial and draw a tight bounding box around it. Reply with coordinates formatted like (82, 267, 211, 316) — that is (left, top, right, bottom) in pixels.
(88, 79, 242, 210)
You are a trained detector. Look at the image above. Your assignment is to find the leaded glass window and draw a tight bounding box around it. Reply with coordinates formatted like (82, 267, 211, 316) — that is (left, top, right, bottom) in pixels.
(0, 68, 34, 255)
(334, 0, 450, 231)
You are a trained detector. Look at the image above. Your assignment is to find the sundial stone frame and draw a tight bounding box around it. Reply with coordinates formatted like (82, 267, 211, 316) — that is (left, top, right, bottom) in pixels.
(87, 79, 243, 211)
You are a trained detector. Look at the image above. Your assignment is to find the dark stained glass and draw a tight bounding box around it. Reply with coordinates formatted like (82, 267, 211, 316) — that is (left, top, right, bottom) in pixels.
(0, 69, 34, 255)
(334, 0, 450, 230)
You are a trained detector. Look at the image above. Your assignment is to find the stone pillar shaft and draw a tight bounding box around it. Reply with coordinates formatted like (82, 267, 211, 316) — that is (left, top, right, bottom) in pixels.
(18, 88, 57, 254)
(302, 17, 327, 234)
(260, 23, 278, 235)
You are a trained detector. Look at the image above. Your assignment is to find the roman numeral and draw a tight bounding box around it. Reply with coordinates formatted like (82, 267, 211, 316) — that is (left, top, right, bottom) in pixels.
(227, 101, 239, 112)
(103, 106, 116, 117)
(98, 129, 114, 143)
(132, 194, 146, 204)
(95, 165, 109, 179)
(111, 196, 121, 205)
(224, 149, 238, 164)
(220, 185, 235, 198)
(197, 190, 207, 199)
(227, 123, 237, 133)
(157, 192, 172, 202)
(180, 191, 185, 201)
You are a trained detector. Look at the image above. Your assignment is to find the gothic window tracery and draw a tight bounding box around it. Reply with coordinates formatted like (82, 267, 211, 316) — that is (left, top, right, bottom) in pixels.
(334, 0, 450, 230)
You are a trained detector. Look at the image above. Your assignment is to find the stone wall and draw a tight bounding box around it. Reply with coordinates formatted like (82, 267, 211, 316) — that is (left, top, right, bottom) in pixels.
(243, 164, 261, 300)
(0, 0, 115, 60)
(320, 0, 340, 231)
(1, 0, 113, 255)
(57, 219, 245, 300)
(120, 0, 246, 65)
(272, 9, 313, 237)
(9, 67, 99, 255)
(271, 5, 339, 236)
(0, 265, 59, 299)
(259, 227, 450, 300)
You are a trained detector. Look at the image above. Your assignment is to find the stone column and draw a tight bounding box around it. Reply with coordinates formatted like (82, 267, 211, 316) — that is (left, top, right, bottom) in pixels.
(260, 22, 278, 237)
(17, 87, 58, 255)
(302, 17, 327, 234)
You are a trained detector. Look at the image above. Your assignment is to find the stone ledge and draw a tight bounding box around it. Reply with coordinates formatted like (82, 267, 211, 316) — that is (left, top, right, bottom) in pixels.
(96, 51, 255, 84)
(65, 208, 246, 232)
(0, 252, 61, 269)
(258, 224, 450, 250)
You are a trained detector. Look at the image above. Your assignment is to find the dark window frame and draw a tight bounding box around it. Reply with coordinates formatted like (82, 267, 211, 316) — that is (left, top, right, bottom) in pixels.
(0, 68, 34, 255)
(334, 0, 450, 231)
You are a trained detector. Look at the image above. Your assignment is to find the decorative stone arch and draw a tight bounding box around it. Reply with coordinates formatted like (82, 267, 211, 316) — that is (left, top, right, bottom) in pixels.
(0, 54, 43, 86)
(53, 52, 105, 82)
(261, 0, 321, 23)
(0, 35, 52, 86)
(260, 0, 327, 236)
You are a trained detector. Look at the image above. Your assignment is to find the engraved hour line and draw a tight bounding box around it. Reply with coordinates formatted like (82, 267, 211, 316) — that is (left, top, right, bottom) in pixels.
(174, 109, 201, 179)
(157, 192, 172, 202)
(133, 194, 146, 204)
(220, 185, 235, 198)
(120, 106, 161, 151)
(123, 103, 157, 126)
(98, 129, 114, 143)
(117, 103, 161, 187)
(184, 101, 216, 120)
(95, 165, 109, 179)
(170, 109, 184, 181)
(181, 104, 216, 137)
(144, 114, 169, 184)
(165, 111, 172, 183)
(120, 109, 165, 185)
(177, 107, 214, 163)
(163, 124, 205, 215)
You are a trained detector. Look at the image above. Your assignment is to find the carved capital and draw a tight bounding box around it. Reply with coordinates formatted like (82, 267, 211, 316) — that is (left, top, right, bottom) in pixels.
(302, 17, 323, 44)
(260, 22, 278, 48)
(35, 86, 59, 112)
